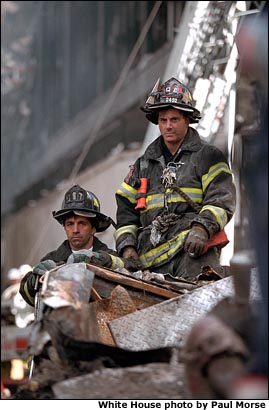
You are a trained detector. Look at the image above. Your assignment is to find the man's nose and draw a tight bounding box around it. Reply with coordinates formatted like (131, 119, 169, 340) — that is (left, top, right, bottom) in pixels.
(166, 120, 172, 128)
(73, 223, 79, 232)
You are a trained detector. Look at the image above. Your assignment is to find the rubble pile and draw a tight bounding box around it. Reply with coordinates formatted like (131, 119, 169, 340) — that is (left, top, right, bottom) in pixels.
(11, 261, 262, 399)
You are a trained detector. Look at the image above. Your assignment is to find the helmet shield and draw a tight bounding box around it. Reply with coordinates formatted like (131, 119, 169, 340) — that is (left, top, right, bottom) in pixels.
(141, 77, 201, 124)
(53, 185, 112, 232)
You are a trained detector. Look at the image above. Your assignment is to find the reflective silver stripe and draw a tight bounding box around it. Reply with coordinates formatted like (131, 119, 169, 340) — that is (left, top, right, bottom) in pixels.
(169, 187, 203, 202)
(200, 205, 228, 229)
(116, 182, 137, 204)
(114, 225, 138, 241)
(139, 229, 190, 268)
(110, 255, 124, 270)
(202, 162, 232, 191)
(141, 188, 203, 213)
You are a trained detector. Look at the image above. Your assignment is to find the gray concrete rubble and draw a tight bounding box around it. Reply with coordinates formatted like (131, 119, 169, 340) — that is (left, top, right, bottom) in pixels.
(53, 362, 186, 400)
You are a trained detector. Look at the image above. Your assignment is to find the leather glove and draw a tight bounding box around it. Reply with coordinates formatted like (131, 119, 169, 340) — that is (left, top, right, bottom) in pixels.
(67, 251, 112, 268)
(123, 258, 143, 272)
(90, 251, 112, 268)
(31, 259, 57, 289)
(184, 224, 209, 257)
(67, 253, 92, 264)
(122, 246, 139, 260)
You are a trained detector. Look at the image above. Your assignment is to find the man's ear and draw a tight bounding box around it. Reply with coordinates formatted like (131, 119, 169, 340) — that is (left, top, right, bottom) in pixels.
(91, 226, 97, 236)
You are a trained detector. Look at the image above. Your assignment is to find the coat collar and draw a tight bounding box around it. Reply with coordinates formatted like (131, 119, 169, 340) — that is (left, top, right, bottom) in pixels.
(144, 127, 203, 161)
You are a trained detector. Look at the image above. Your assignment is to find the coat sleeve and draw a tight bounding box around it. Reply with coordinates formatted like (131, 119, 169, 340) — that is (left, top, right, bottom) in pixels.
(19, 269, 36, 307)
(19, 242, 70, 306)
(192, 145, 236, 237)
(114, 159, 142, 255)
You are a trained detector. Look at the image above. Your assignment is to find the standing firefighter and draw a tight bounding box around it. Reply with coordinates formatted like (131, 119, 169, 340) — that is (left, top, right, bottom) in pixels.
(115, 77, 236, 280)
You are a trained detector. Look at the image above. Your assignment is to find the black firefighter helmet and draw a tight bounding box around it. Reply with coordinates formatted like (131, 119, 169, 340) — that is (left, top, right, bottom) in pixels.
(141, 77, 201, 124)
(52, 185, 112, 232)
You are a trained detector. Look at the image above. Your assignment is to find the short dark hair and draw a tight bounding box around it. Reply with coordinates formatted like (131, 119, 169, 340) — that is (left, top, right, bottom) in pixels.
(62, 212, 97, 228)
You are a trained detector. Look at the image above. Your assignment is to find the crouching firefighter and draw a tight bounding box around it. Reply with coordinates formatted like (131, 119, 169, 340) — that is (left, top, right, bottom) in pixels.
(20, 184, 141, 307)
(114, 77, 236, 281)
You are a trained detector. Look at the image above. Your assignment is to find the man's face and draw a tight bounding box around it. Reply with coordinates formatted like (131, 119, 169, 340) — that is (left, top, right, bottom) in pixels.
(158, 108, 190, 149)
(64, 215, 96, 250)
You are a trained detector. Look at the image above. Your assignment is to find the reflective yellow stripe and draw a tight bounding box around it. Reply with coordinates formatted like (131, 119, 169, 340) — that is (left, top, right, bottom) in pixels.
(141, 188, 203, 214)
(202, 162, 232, 191)
(23, 282, 35, 306)
(139, 229, 190, 268)
(168, 187, 203, 196)
(110, 255, 124, 270)
(114, 225, 138, 241)
(116, 182, 137, 204)
(200, 205, 228, 229)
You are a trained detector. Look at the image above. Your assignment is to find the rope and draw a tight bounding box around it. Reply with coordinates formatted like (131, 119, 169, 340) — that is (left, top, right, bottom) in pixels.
(171, 185, 201, 213)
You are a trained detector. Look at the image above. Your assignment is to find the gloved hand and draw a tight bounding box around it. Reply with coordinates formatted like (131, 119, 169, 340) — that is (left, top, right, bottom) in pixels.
(184, 224, 209, 258)
(90, 251, 112, 268)
(31, 259, 57, 289)
(122, 246, 139, 260)
(123, 258, 143, 272)
(67, 251, 112, 268)
(67, 253, 92, 264)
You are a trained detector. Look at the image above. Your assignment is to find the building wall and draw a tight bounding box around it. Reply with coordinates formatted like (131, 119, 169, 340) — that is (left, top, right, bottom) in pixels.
(2, 1, 184, 217)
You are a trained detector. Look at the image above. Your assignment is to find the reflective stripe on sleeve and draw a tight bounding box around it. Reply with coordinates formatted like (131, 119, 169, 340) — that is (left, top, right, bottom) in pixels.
(200, 205, 228, 229)
(202, 162, 232, 191)
(114, 225, 138, 242)
(116, 182, 138, 204)
(110, 255, 125, 270)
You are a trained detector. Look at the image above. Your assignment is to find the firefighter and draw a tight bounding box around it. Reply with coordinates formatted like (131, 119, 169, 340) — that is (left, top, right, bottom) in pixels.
(20, 184, 141, 306)
(114, 77, 236, 280)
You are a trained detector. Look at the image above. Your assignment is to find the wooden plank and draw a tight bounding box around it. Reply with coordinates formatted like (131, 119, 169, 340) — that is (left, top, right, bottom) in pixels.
(86, 264, 181, 299)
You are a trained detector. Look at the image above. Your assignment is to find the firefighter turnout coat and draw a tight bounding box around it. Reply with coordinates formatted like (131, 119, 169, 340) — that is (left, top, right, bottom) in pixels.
(115, 127, 236, 278)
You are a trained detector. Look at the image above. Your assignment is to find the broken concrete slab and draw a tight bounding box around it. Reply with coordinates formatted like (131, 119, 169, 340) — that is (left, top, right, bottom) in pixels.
(52, 362, 186, 399)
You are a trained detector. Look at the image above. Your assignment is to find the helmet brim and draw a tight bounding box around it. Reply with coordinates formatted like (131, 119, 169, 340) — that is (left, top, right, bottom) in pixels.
(141, 103, 201, 124)
(52, 209, 112, 232)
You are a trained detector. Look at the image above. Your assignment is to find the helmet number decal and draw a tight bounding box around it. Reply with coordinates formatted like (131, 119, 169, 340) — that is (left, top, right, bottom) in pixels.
(165, 97, 178, 103)
(65, 191, 84, 203)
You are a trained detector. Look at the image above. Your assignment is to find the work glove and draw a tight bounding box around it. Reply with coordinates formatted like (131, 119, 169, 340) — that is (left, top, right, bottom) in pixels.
(90, 251, 112, 268)
(91, 251, 142, 272)
(122, 246, 139, 260)
(123, 258, 143, 272)
(67, 253, 92, 264)
(31, 259, 57, 289)
(67, 251, 112, 268)
(184, 224, 209, 258)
